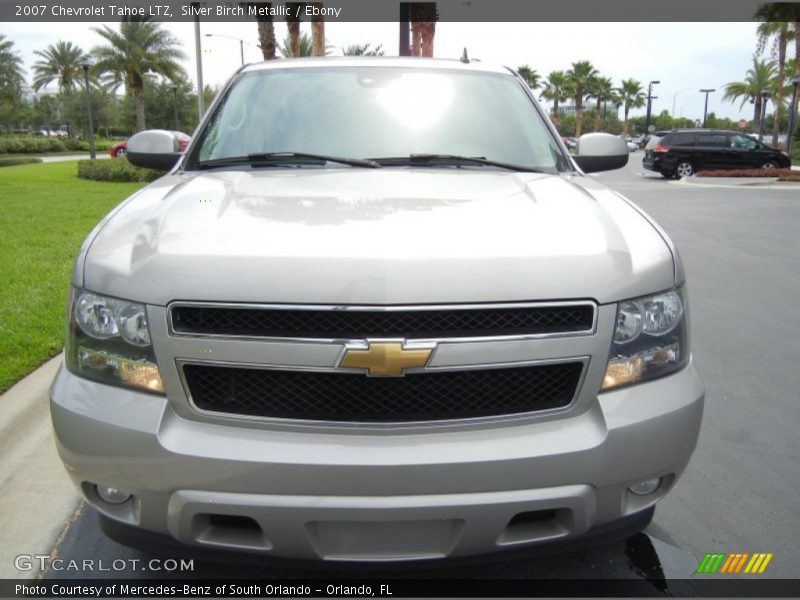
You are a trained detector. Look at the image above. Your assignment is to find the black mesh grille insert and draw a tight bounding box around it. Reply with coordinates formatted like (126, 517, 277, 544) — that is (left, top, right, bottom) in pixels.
(171, 304, 594, 339)
(183, 362, 583, 422)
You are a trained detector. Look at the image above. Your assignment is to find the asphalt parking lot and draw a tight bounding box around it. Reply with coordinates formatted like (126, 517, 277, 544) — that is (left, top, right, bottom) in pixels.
(40, 153, 800, 587)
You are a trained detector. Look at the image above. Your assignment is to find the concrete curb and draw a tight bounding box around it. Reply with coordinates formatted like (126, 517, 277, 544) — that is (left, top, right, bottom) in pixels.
(0, 354, 80, 579)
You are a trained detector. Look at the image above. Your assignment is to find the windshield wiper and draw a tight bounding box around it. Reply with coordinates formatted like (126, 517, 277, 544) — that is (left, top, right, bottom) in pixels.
(371, 154, 539, 172)
(196, 152, 381, 170)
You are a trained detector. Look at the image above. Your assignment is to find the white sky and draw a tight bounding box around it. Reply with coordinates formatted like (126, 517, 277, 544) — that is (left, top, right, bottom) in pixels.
(5, 21, 766, 122)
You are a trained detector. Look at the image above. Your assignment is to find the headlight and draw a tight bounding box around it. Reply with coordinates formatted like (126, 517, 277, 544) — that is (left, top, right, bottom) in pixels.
(602, 287, 689, 391)
(65, 288, 164, 394)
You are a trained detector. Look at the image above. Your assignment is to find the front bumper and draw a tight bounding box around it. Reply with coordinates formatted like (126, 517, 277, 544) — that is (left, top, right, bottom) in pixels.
(50, 362, 704, 561)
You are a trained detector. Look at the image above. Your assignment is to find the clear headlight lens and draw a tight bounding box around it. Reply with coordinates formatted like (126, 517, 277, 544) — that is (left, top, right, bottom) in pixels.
(66, 288, 164, 394)
(602, 287, 689, 391)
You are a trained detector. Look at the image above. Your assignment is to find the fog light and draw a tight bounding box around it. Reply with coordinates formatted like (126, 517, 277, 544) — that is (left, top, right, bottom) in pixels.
(629, 477, 661, 496)
(96, 484, 131, 504)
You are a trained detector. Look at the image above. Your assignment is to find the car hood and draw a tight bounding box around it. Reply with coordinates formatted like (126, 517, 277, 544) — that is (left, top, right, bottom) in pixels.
(79, 168, 676, 305)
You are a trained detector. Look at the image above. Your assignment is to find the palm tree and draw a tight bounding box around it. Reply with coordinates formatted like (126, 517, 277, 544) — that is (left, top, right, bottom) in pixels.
(279, 32, 333, 57)
(617, 78, 646, 136)
(566, 60, 599, 137)
(722, 56, 778, 135)
(539, 70, 570, 123)
(309, 2, 325, 56)
(755, 3, 800, 138)
(516, 65, 541, 91)
(32, 41, 87, 93)
(249, 2, 276, 60)
(92, 20, 186, 132)
(409, 2, 437, 57)
(341, 43, 384, 56)
(285, 3, 302, 57)
(591, 76, 615, 131)
(756, 21, 793, 144)
(0, 34, 25, 97)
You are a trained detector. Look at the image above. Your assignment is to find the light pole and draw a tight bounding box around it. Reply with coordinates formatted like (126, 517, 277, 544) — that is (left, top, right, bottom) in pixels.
(171, 85, 179, 130)
(700, 88, 715, 128)
(644, 80, 660, 140)
(758, 88, 770, 142)
(672, 87, 690, 117)
(80, 60, 96, 160)
(205, 33, 247, 66)
(786, 76, 800, 156)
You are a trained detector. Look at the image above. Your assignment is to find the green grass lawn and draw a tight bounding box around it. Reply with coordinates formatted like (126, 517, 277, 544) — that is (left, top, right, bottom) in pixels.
(0, 161, 145, 393)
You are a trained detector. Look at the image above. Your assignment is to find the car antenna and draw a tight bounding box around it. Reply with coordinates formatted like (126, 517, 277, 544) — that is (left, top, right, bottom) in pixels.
(460, 48, 469, 63)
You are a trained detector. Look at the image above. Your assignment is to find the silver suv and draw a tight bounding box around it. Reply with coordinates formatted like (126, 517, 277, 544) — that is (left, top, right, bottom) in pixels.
(50, 58, 704, 562)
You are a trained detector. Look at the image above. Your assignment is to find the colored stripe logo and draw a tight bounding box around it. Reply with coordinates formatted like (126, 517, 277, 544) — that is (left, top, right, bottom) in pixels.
(696, 552, 773, 574)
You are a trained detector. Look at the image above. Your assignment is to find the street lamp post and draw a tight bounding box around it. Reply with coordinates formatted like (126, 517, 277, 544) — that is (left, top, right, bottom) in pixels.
(205, 33, 246, 66)
(786, 76, 800, 156)
(80, 60, 96, 160)
(700, 89, 715, 128)
(672, 87, 690, 118)
(171, 85, 179, 130)
(758, 89, 770, 142)
(644, 80, 660, 140)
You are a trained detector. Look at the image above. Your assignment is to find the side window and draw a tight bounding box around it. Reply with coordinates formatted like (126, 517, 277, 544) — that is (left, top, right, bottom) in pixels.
(667, 133, 695, 146)
(697, 134, 727, 147)
(731, 134, 757, 151)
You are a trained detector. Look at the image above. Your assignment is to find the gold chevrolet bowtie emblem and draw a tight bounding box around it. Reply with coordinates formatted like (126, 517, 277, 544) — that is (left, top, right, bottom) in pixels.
(340, 342, 433, 377)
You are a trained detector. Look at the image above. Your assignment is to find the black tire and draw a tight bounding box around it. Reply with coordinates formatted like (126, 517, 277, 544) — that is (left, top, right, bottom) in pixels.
(115, 148, 127, 158)
(761, 161, 778, 170)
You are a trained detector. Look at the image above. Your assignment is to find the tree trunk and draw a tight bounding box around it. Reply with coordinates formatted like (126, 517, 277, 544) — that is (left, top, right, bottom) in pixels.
(420, 21, 435, 56)
(254, 3, 276, 60)
(409, 3, 437, 57)
(310, 3, 325, 56)
(553, 99, 559, 122)
(286, 5, 301, 57)
(594, 98, 601, 131)
(132, 75, 146, 132)
(753, 96, 762, 135)
(624, 106, 630, 136)
(772, 24, 787, 146)
(794, 20, 800, 142)
(575, 95, 583, 138)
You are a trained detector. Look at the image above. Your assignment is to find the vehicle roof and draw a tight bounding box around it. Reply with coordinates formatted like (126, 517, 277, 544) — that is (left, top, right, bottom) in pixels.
(663, 129, 742, 134)
(241, 56, 515, 75)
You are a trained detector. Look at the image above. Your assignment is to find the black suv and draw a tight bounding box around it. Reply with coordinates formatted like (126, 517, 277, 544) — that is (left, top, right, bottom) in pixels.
(643, 129, 790, 178)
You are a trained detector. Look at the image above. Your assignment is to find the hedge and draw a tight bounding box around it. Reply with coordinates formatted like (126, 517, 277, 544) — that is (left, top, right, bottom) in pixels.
(77, 158, 162, 183)
(0, 136, 116, 154)
(0, 156, 43, 167)
(695, 168, 796, 178)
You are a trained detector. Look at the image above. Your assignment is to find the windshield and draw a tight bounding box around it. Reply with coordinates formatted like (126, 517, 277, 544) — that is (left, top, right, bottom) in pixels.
(192, 66, 569, 173)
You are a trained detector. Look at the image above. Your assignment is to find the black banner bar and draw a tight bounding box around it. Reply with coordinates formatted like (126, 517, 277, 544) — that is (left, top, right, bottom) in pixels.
(0, 0, 788, 23)
(4, 578, 800, 598)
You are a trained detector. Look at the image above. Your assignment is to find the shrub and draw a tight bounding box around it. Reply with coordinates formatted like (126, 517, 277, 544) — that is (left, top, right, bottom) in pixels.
(0, 136, 66, 154)
(77, 158, 162, 183)
(0, 156, 43, 167)
(695, 168, 795, 178)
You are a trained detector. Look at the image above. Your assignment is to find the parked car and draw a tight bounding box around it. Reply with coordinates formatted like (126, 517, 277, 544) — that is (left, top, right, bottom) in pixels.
(108, 141, 127, 158)
(643, 129, 791, 178)
(109, 136, 190, 159)
(51, 58, 703, 562)
(620, 136, 638, 152)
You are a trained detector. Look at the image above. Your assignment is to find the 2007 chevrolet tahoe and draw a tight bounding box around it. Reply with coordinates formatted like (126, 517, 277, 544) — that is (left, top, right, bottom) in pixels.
(50, 57, 704, 561)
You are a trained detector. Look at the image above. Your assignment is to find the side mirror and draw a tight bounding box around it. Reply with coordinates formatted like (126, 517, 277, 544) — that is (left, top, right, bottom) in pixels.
(572, 133, 629, 173)
(127, 130, 191, 171)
